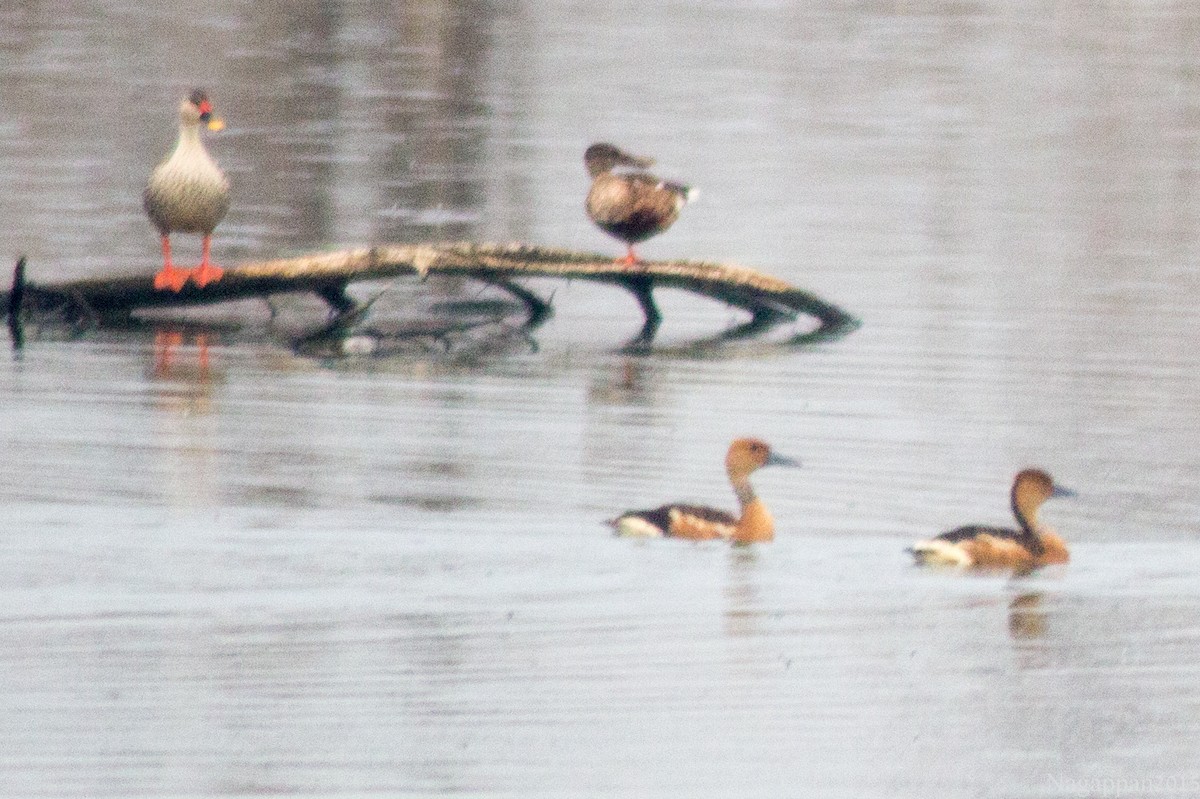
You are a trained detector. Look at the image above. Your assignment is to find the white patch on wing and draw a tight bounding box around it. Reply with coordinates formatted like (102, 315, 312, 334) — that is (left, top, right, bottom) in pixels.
(909, 539, 974, 567)
(613, 516, 665, 538)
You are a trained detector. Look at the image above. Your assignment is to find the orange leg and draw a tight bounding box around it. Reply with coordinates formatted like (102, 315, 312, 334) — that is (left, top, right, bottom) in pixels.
(153, 236, 191, 292)
(618, 245, 640, 266)
(189, 235, 225, 288)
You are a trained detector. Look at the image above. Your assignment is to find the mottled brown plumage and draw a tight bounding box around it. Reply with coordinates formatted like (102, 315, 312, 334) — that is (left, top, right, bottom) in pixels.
(908, 468, 1075, 571)
(144, 89, 230, 291)
(584, 143, 692, 264)
(609, 438, 800, 545)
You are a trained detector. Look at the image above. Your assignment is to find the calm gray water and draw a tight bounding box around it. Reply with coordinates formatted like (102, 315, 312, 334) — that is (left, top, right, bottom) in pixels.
(3, 2, 1200, 797)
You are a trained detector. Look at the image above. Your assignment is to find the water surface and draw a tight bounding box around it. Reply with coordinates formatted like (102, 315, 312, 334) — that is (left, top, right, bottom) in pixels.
(2, 2, 1200, 797)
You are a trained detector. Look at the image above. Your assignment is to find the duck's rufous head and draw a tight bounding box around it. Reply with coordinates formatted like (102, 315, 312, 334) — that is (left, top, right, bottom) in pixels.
(725, 437, 800, 479)
(1013, 468, 1075, 515)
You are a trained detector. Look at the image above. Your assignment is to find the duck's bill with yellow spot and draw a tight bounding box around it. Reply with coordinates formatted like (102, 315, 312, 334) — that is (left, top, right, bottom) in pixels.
(206, 117, 225, 132)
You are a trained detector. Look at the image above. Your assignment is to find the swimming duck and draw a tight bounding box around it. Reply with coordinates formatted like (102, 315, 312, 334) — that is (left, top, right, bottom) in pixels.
(609, 437, 799, 544)
(908, 468, 1074, 571)
(584, 142, 694, 265)
(144, 89, 230, 292)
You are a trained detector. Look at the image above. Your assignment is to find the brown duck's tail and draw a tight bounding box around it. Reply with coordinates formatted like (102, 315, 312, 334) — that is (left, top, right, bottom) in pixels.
(661, 181, 698, 204)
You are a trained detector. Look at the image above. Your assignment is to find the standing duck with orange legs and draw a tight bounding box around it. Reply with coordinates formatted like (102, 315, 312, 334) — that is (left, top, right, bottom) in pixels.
(584, 143, 694, 265)
(609, 438, 800, 545)
(144, 89, 230, 291)
(908, 468, 1075, 571)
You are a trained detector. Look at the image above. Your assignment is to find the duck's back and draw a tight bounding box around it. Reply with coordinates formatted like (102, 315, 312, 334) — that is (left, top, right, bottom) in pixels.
(934, 524, 1020, 544)
(612, 502, 736, 539)
(586, 172, 689, 244)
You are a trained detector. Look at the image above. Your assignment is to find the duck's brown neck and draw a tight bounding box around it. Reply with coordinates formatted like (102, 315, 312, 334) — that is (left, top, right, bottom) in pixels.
(731, 474, 773, 543)
(1011, 485, 1046, 556)
(732, 475, 756, 509)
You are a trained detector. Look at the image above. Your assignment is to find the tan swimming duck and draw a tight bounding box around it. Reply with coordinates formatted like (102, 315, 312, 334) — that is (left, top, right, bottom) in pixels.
(144, 90, 230, 291)
(908, 468, 1074, 571)
(609, 438, 799, 544)
(584, 143, 694, 265)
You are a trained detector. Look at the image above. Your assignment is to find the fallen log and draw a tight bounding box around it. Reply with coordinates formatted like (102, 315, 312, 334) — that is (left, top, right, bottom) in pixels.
(6, 242, 859, 349)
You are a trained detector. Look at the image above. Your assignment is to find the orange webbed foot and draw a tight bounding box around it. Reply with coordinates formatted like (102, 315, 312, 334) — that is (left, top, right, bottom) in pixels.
(154, 265, 191, 292)
(189, 263, 225, 288)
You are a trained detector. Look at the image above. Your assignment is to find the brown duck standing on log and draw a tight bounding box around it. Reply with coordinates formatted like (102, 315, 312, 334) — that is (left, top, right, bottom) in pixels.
(584, 143, 694, 265)
(144, 90, 230, 291)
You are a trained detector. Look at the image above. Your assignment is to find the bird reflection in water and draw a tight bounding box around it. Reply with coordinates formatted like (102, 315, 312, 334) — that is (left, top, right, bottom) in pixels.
(149, 328, 223, 506)
(724, 546, 767, 638)
(152, 329, 215, 380)
(153, 329, 206, 375)
(1008, 592, 1048, 640)
(150, 328, 223, 417)
(588, 358, 658, 406)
